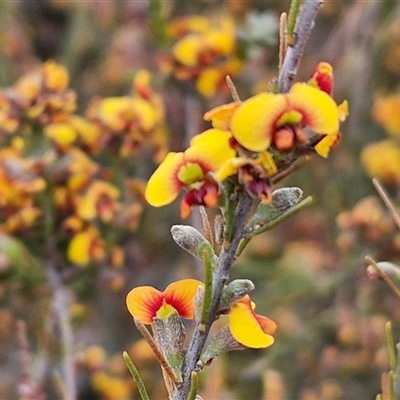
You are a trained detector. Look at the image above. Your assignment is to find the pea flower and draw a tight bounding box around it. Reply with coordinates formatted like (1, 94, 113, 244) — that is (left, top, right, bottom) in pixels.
(199, 294, 276, 367)
(228, 295, 276, 348)
(229, 83, 340, 156)
(126, 279, 203, 324)
(145, 128, 236, 218)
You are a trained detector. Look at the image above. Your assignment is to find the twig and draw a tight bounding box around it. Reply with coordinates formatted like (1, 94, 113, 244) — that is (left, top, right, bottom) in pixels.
(278, 0, 324, 93)
(279, 13, 287, 72)
(172, 191, 253, 400)
(365, 256, 400, 299)
(372, 178, 400, 230)
(226, 75, 241, 102)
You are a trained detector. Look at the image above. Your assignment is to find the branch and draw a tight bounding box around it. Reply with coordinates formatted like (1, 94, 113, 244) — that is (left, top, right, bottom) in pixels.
(172, 191, 253, 400)
(278, 0, 324, 93)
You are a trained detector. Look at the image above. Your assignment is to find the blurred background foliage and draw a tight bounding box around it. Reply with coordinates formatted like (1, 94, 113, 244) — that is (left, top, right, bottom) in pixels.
(1, 0, 400, 399)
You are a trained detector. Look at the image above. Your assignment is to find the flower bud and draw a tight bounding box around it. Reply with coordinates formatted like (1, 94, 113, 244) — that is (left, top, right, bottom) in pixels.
(171, 225, 218, 266)
(218, 279, 255, 312)
(366, 261, 400, 282)
(250, 187, 303, 227)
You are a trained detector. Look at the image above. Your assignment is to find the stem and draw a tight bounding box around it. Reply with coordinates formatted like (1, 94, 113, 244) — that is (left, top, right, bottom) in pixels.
(172, 191, 253, 400)
(278, 0, 324, 93)
(46, 263, 76, 400)
(372, 178, 400, 230)
(123, 351, 150, 400)
(365, 256, 400, 299)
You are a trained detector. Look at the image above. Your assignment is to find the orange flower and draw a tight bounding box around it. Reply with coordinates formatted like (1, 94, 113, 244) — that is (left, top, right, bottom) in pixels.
(145, 128, 236, 218)
(126, 279, 203, 324)
(228, 295, 276, 348)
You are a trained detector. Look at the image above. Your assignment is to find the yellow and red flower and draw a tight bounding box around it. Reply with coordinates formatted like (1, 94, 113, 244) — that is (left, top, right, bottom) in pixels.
(126, 279, 203, 324)
(228, 295, 276, 348)
(145, 128, 236, 218)
(229, 83, 340, 156)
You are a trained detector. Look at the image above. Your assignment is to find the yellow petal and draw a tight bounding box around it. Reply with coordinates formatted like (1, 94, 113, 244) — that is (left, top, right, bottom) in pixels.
(45, 123, 77, 146)
(67, 230, 91, 266)
(43, 60, 69, 92)
(173, 35, 201, 66)
(228, 296, 275, 348)
(288, 83, 339, 136)
(204, 102, 241, 130)
(231, 93, 286, 152)
(196, 68, 221, 98)
(187, 128, 236, 172)
(145, 152, 184, 206)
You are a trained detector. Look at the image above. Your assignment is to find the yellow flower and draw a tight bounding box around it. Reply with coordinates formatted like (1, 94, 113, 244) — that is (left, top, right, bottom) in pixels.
(77, 180, 120, 222)
(361, 140, 400, 183)
(91, 371, 132, 400)
(67, 225, 105, 266)
(372, 94, 400, 137)
(230, 83, 340, 156)
(145, 128, 235, 218)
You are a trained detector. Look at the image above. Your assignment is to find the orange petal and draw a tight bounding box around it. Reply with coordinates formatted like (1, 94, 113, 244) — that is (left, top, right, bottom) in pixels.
(288, 83, 339, 136)
(203, 102, 241, 130)
(228, 295, 275, 348)
(231, 93, 287, 152)
(163, 279, 203, 319)
(126, 286, 164, 324)
(145, 152, 185, 206)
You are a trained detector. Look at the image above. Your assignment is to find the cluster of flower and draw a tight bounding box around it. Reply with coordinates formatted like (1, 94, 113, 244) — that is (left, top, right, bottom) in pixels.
(160, 16, 243, 97)
(0, 61, 167, 268)
(146, 62, 348, 219)
(124, 63, 349, 382)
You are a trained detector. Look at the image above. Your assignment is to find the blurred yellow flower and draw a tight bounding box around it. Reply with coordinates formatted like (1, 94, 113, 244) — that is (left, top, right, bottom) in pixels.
(372, 94, 400, 136)
(361, 139, 400, 183)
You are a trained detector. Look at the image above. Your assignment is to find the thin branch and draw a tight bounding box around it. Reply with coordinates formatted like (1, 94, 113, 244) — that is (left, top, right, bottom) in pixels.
(172, 191, 253, 400)
(279, 13, 287, 72)
(372, 178, 400, 230)
(278, 0, 324, 93)
(365, 256, 400, 299)
(226, 75, 241, 102)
